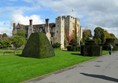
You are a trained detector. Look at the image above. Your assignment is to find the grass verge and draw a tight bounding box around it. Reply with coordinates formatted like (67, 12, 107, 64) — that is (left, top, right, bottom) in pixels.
(0, 49, 108, 83)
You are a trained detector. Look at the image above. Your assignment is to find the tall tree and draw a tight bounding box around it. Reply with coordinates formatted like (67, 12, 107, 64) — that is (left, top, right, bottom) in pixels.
(109, 33, 116, 39)
(0, 38, 11, 48)
(94, 27, 104, 44)
(16, 30, 26, 38)
(103, 30, 111, 43)
(82, 29, 92, 44)
(94, 27, 116, 44)
(11, 36, 26, 49)
(2, 33, 8, 38)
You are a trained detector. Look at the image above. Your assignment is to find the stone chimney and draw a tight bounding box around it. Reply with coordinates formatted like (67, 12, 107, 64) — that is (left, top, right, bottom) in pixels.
(28, 19, 33, 38)
(45, 18, 51, 42)
(45, 18, 49, 28)
(29, 19, 33, 26)
(13, 23, 16, 29)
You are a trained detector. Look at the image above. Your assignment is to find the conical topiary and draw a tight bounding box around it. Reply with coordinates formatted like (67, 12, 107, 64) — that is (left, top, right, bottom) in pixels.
(22, 32, 55, 58)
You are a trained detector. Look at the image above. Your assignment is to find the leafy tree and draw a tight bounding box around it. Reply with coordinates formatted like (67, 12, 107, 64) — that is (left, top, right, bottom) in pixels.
(109, 33, 116, 39)
(11, 36, 26, 49)
(94, 27, 116, 44)
(102, 30, 110, 43)
(94, 27, 104, 44)
(82, 29, 92, 44)
(2, 33, 8, 38)
(0, 38, 11, 48)
(16, 30, 26, 38)
(94, 38, 101, 44)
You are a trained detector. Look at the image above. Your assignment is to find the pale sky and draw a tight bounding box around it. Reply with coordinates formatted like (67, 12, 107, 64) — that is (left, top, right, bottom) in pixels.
(0, 0, 118, 37)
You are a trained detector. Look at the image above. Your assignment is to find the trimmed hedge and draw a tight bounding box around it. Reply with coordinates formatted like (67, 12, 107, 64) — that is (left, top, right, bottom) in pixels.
(22, 32, 55, 58)
(81, 45, 102, 56)
(81, 39, 102, 56)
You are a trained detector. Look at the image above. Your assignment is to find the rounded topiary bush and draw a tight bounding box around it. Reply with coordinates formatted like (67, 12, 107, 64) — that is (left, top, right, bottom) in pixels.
(22, 32, 55, 58)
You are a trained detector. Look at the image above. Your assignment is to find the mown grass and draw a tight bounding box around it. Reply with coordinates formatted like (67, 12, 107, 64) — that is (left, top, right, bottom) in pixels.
(0, 49, 108, 83)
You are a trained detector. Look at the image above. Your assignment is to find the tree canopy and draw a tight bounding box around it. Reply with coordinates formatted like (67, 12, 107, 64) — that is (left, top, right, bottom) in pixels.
(16, 30, 26, 38)
(82, 29, 92, 44)
(11, 36, 26, 49)
(2, 33, 8, 38)
(0, 38, 11, 48)
(93, 27, 116, 44)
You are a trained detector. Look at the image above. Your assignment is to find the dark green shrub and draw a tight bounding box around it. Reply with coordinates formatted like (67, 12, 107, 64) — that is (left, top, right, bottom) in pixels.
(22, 32, 55, 58)
(115, 43, 118, 46)
(112, 46, 118, 51)
(81, 39, 102, 56)
(85, 40, 96, 45)
(67, 45, 79, 51)
(67, 45, 72, 51)
(81, 45, 102, 56)
(105, 38, 115, 45)
(52, 42, 61, 48)
(102, 45, 109, 50)
(67, 39, 78, 51)
(77, 46, 81, 51)
(71, 39, 77, 46)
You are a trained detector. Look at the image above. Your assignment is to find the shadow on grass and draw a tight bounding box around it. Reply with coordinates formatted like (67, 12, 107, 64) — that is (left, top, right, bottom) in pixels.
(80, 73, 118, 82)
(16, 54, 54, 59)
(16, 54, 23, 57)
(16, 54, 39, 59)
(71, 53, 82, 56)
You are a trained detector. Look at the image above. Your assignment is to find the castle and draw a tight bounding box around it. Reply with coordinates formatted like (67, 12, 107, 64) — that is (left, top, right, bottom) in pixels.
(12, 15, 82, 49)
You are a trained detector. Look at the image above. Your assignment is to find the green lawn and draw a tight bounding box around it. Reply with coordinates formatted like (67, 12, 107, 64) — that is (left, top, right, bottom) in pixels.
(0, 49, 108, 83)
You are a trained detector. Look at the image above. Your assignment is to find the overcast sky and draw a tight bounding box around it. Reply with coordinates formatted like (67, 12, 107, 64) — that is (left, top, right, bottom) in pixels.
(0, 0, 118, 37)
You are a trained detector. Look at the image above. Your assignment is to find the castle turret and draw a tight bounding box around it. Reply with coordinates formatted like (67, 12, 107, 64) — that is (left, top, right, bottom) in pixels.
(55, 15, 82, 49)
(55, 16, 65, 49)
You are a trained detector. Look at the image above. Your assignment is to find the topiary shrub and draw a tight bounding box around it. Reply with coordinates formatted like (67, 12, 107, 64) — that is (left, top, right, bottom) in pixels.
(22, 32, 55, 58)
(81, 39, 102, 56)
(81, 45, 102, 56)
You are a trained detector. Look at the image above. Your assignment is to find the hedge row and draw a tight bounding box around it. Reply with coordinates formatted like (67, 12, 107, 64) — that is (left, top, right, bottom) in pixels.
(81, 45, 102, 56)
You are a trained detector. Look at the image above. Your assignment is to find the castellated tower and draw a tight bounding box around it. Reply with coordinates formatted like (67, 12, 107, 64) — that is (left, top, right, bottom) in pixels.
(55, 15, 82, 49)
(28, 19, 34, 38)
(55, 16, 65, 49)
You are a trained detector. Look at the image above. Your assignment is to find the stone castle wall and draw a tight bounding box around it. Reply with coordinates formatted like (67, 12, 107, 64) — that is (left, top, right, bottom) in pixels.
(12, 15, 82, 49)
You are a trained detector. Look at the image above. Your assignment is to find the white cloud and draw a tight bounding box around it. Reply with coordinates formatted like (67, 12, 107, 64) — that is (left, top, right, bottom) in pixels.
(38, 0, 118, 37)
(11, 13, 43, 25)
(0, 21, 12, 36)
(0, 0, 118, 37)
(0, 13, 43, 36)
(0, 2, 43, 36)
(0, 27, 12, 37)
